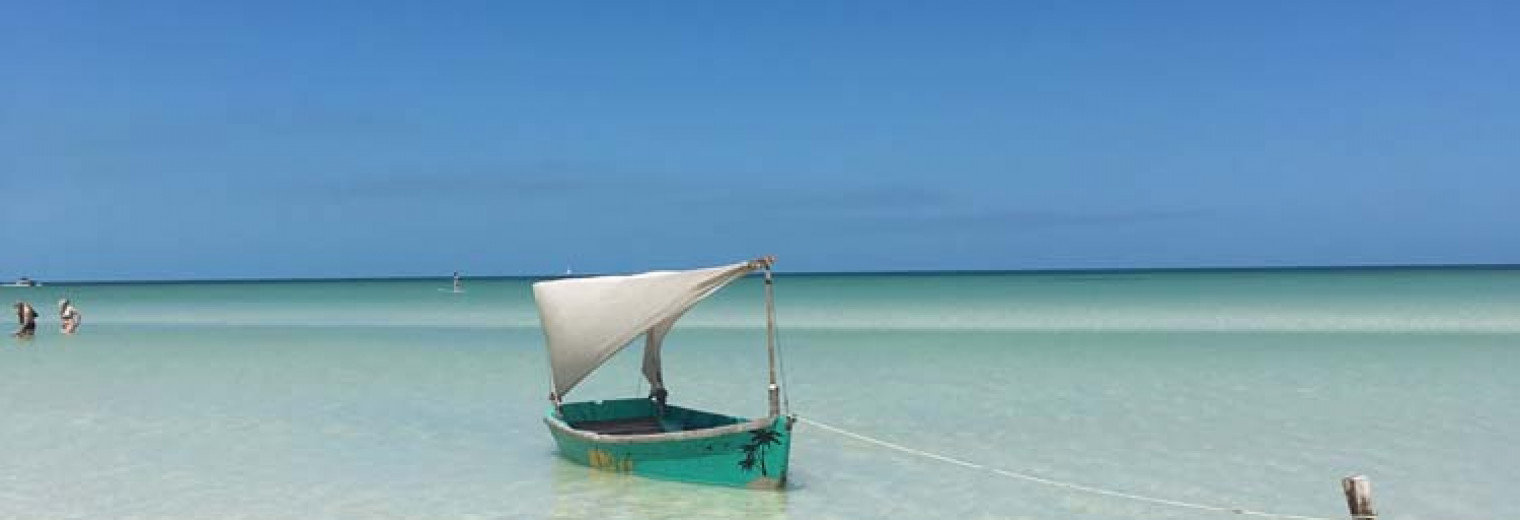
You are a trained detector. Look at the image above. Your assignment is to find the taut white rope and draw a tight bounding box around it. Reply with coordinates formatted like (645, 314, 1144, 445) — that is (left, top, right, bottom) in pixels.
(798, 416, 1336, 520)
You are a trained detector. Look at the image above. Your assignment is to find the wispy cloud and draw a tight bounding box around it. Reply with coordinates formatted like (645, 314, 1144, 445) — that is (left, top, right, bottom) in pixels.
(279, 161, 612, 203)
(830, 207, 1212, 232)
(50, 103, 421, 156)
(768, 185, 953, 212)
(689, 183, 953, 216)
(322, 173, 586, 200)
(714, 180, 1209, 232)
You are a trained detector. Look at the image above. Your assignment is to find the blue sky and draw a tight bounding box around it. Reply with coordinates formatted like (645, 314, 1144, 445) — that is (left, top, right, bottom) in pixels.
(3, 1, 1517, 280)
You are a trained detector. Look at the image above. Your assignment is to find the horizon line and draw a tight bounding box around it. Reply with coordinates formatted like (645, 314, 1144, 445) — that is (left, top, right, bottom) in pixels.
(10, 261, 1519, 286)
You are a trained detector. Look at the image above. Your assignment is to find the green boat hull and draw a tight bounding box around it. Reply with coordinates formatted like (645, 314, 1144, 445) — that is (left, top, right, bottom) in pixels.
(545, 398, 793, 489)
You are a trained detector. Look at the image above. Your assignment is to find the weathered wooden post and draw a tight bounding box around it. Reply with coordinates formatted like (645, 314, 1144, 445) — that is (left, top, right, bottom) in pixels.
(1342, 475, 1375, 520)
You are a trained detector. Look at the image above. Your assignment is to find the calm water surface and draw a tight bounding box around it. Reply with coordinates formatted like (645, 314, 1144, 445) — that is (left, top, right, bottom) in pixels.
(1, 268, 1516, 519)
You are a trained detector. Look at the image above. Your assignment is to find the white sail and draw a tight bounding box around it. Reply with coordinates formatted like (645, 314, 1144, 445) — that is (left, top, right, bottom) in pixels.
(532, 260, 763, 398)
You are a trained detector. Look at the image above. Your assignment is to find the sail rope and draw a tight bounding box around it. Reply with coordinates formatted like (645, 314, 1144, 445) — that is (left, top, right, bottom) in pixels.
(797, 416, 1337, 520)
(773, 306, 792, 416)
(764, 266, 792, 416)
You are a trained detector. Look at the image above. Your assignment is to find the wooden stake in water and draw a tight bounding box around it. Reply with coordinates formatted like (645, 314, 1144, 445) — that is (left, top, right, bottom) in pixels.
(1342, 475, 1375, 520)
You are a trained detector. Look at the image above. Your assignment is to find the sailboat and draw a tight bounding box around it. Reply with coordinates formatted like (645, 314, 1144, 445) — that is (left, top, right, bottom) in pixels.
(532, 257, 794, 489)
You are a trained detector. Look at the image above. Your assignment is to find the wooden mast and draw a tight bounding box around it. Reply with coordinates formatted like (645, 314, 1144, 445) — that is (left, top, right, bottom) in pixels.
(762, 256, 780, 418)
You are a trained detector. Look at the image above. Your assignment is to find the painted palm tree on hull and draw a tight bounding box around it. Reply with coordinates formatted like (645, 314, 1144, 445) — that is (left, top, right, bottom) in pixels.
(737, 428, 783, 476)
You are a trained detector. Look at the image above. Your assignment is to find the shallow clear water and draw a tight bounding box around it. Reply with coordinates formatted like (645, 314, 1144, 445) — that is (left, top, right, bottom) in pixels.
(1, 268, 1515, 519)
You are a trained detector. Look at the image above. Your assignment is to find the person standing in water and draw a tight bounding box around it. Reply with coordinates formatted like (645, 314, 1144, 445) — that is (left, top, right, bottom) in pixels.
(59, 299, 81, 334)
(453, 271, 462, 293)
(13, 301, 38, 337)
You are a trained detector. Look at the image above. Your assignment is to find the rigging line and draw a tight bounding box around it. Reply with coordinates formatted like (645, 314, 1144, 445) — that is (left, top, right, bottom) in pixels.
(797, 417, 1336, 520)
(772, 267, 796, 413)
(761, 266, 792, 416)
(773, 299, 792, 416)
(775, 327, 791, 415)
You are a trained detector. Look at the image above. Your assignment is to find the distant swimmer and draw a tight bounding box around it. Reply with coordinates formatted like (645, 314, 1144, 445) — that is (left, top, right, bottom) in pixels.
(453, 271, 462, 293)
(59, 299, 81, 334)
(13, 301, 38, 337)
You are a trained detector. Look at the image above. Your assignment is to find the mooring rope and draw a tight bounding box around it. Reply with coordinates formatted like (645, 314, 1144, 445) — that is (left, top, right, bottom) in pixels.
(798, 416, 1337, 520)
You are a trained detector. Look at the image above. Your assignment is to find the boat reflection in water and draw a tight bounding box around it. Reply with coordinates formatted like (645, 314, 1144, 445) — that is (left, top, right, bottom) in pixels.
(549, 457, 788, 520)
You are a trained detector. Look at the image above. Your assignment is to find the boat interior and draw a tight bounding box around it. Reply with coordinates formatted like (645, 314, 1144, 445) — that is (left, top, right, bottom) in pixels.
(558, 398, 747, 436)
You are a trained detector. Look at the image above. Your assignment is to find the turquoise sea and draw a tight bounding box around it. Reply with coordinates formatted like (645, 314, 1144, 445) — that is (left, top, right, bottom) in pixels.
(1, 268, 1516, 520)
